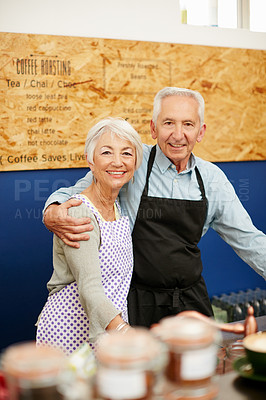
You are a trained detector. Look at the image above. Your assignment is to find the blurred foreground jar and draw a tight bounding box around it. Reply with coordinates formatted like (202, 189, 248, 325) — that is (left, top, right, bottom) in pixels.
(151, 316, 220, 400)
(95, 328, 168, 400)
(1, 342, 65, 400)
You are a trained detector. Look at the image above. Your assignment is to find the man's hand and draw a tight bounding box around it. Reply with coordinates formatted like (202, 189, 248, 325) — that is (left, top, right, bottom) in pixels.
(43, 199, 93, 248)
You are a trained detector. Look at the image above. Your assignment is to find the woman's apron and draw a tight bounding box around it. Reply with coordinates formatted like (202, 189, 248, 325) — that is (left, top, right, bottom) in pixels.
(127, 146, 213, 328)
(36, 197, 133, 355)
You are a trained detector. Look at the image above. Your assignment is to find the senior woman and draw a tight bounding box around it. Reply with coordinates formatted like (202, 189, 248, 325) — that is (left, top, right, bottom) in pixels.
(36, 117, 143, 355)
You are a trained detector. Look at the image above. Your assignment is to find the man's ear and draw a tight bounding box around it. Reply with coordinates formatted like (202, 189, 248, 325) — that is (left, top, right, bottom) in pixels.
(197, 123, 206, 143)
(150, 120, 157, 140)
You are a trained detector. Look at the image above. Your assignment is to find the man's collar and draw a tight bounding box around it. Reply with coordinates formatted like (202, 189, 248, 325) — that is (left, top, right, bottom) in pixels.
(155, 144, 196, 174)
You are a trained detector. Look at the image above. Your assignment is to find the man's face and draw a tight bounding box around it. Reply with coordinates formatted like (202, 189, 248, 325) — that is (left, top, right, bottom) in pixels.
(151, 95, 206, 172)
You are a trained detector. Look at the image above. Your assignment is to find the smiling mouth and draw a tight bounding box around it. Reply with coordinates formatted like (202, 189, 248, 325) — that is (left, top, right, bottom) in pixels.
(169, 144, 185, 148)
(107, 171, 126, 175)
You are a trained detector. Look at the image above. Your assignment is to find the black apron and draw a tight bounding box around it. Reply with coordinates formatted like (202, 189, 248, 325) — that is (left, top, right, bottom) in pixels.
(128, 146, 213, 328)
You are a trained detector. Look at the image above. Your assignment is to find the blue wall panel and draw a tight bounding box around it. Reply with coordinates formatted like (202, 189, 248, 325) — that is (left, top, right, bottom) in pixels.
(201, 161, 266, 297)
(1, 161, 265, 351)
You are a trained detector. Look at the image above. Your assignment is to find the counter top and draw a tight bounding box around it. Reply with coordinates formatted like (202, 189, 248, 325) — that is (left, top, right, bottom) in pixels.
(217, 371, 266, 400)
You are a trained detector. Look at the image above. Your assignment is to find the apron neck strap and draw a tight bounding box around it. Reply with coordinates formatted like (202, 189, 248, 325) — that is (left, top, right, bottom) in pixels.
(195, 166, 206, 200)
(143, 145, 156, 196)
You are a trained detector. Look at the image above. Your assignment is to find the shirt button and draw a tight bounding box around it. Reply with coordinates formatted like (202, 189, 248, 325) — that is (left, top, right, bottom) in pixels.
(174, 179, 178, 183)
(171, 165, 175, 169)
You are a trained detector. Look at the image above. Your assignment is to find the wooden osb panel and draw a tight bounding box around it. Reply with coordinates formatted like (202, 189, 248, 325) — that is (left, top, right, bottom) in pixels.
(0, 32, 265, 171)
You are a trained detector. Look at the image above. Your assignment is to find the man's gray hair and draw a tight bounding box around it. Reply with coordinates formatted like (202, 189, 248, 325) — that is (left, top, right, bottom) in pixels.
(152, 87, 205, 127)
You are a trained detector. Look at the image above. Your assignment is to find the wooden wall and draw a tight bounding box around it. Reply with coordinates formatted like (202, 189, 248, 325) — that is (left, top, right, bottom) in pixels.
(1, 32, 265, 171)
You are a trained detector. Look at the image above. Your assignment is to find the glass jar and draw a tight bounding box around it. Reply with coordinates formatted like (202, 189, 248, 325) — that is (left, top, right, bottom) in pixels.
(223, 340, 245, 374)
(151, 316, 220, 400)
(1, 342, 66, 400)
(95, 328, 168, 400)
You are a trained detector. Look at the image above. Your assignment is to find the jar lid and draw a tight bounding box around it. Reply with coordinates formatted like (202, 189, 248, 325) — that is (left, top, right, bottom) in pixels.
(2, 342, 65, 381)
(96, 328, 167, 368)
(151, 316, 217, 348)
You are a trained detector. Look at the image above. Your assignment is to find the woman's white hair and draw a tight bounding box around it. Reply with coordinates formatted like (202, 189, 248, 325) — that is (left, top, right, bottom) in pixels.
(152, 87, 205, 127)
(84, 117, 143, 170)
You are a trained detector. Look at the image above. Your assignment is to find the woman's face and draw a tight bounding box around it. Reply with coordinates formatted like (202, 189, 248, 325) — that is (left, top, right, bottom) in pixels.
(88, 131, 136, 191)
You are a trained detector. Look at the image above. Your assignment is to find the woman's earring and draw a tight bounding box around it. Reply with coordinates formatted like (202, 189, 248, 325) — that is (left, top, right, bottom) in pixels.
(131, 175, 134, 184)
(93, 175, 97, 184)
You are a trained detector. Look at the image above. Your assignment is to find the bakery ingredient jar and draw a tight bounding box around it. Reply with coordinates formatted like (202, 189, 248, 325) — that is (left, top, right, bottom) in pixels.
(1, 341, 65, 400)
(151, 316, 220, 400)
(95, 328, 168, 400)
